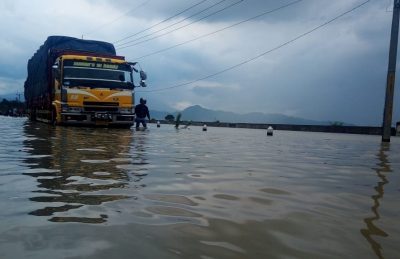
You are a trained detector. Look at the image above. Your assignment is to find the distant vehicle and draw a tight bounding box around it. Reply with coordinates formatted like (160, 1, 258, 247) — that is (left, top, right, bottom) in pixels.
(24, 36, 147, 127)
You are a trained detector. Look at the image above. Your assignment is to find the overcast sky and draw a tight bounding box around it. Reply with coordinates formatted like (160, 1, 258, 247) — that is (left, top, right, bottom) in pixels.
(0, 0, 398, 125)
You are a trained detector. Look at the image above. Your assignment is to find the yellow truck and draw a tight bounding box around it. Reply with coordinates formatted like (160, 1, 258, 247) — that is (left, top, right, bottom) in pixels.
(24, 36, 147, 127)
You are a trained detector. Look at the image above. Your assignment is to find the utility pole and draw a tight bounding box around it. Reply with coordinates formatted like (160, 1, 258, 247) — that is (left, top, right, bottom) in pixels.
(382, 0, 400, 142)
(16, 92, 21, 102)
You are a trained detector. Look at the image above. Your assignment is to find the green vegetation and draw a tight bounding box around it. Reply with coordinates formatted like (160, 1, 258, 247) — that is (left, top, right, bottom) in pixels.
(330, 121, 344, 126)
(165, 114, 175, 121)
(0, 99, 25, 116)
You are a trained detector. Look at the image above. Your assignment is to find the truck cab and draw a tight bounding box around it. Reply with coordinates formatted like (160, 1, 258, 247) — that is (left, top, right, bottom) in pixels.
(51, 53, 140, 127)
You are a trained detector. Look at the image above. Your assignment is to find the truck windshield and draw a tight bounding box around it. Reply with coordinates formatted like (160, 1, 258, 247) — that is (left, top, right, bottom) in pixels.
(63, 60, 133, 89)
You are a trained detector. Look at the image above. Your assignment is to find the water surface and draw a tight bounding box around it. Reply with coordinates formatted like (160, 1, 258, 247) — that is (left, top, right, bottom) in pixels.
(0, 116, 399, 258)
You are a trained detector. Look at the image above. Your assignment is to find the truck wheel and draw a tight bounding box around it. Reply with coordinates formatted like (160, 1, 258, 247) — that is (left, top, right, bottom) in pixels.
(29, 110, 36, 121)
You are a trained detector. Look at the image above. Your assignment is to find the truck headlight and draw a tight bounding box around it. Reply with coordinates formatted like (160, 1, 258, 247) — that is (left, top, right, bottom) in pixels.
(62, 105, 82, 113)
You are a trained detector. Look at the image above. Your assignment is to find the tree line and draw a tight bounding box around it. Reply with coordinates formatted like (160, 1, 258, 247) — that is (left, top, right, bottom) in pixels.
(0, 99, 25, 116)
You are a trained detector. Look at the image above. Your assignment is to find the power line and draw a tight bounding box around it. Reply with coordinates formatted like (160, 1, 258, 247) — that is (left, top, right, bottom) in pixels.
(116, 0, 228, 48)
(117, 0, 244, 50)
(137, 0, 371, 93)
(114, 0, 209, 44)
(133, 0, 303, 60)
(84, 0, 151, 37)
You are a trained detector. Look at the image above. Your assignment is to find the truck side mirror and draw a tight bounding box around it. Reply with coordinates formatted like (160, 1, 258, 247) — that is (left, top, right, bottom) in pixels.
(139, 70, 147, 87)
(140, 70, 147, 81)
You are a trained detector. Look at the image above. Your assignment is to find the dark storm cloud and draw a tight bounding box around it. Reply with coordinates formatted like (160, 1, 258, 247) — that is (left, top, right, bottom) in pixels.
(105, 0, 386, 23)
(0, 0, 398, 125)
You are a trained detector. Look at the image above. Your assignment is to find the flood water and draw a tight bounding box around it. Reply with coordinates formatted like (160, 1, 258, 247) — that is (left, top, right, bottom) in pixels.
(0, 115, 399, 259)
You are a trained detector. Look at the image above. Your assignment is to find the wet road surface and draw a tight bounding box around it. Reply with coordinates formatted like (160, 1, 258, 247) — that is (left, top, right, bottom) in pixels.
(0, 116, 399, 258)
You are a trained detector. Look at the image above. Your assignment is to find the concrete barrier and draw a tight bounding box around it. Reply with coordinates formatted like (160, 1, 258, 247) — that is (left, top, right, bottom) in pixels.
(153, 120, 396, 136)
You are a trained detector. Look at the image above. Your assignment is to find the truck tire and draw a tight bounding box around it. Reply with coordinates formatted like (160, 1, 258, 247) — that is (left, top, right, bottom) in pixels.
(29, 109, 36, 121)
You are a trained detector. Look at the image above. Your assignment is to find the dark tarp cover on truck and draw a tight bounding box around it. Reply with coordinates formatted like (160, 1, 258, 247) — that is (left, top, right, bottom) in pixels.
(24, 36, 116, 103)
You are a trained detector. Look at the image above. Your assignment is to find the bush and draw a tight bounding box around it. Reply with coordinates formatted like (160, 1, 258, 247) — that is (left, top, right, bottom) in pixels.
(165, 114, 175, 121)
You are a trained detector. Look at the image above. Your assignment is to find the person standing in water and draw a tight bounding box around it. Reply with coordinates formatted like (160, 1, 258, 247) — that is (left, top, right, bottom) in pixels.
(135, 98, 151, 129)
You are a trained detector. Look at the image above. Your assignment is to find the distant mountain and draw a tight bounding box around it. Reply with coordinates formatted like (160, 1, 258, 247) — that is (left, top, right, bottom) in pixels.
(150, 110, 171, 120)
(177, 105, 333, 125)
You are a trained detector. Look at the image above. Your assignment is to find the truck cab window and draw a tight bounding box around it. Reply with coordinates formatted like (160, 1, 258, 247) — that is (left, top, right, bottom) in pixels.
(62, 60, 133, 89)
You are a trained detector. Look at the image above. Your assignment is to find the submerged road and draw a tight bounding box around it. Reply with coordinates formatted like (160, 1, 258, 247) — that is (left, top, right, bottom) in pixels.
(0, 116, 399, 258)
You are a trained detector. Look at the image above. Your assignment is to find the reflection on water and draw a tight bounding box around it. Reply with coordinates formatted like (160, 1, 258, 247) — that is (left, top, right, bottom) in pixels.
(22, 121, 137, 223)
(0, 116, 399, 258)
(360, 143, 391, 259)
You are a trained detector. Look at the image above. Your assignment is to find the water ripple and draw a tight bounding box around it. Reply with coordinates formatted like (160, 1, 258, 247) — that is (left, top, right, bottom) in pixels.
(0, 116, 399, 258)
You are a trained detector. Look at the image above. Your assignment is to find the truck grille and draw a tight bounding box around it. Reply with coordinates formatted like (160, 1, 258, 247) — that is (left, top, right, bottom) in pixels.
(83, 102, 119, 112)
(83, 102, 119, 106)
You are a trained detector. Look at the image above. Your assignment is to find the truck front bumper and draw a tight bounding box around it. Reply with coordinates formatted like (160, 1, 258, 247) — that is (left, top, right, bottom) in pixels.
(61, 112, 134, 126)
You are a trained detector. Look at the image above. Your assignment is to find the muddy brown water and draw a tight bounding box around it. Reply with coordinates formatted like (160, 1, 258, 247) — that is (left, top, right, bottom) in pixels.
(0, 116, 399, 258)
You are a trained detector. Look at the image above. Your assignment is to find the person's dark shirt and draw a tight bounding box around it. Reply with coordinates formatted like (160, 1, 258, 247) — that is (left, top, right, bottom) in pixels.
(135, 103, 150, 119)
